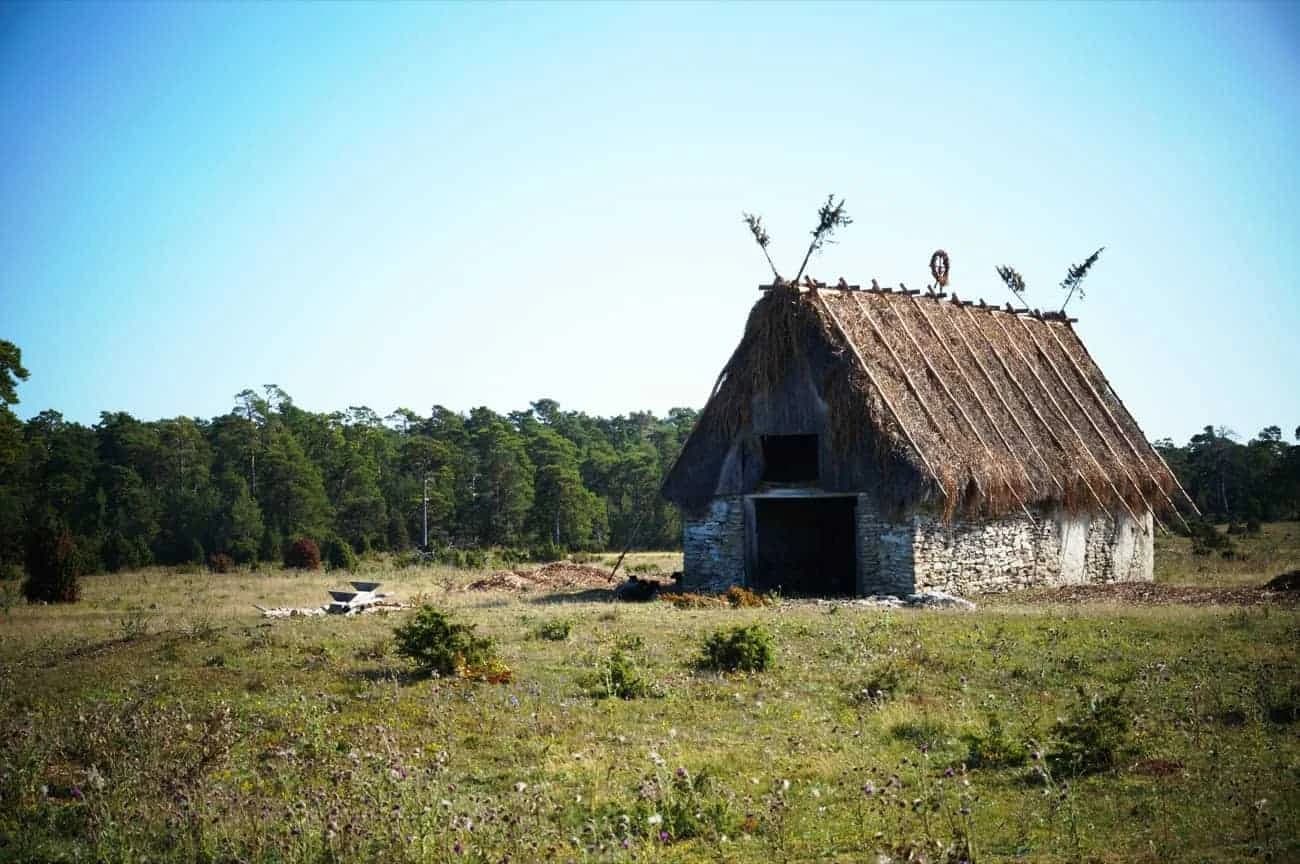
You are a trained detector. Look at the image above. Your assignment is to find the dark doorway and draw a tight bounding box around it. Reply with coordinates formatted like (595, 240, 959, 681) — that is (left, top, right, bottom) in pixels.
(751, 496, 856, 595)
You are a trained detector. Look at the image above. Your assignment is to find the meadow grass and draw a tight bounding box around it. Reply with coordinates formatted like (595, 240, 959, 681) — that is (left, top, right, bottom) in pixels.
(1, 541, 1297, 862)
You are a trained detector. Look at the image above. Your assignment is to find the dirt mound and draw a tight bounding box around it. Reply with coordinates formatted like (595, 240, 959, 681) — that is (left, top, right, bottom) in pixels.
(1264, 570, 1300, 592)
(466, 561, 615, 593)
(990, 582, 1300, 607)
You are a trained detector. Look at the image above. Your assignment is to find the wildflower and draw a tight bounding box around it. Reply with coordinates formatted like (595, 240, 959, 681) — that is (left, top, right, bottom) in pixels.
(675, 766, 689, 780)
(780, 779, 790, 792)
(453, 840, 463, 855)
(862, 782, 876, 796)
(811, 787, 820, 799)
(514, 782, 528, 793)
(658, 830, 670, 843)
(944, 767, 955, 778)
(647, 814, 663, 826)
(648, 750, 665, 767)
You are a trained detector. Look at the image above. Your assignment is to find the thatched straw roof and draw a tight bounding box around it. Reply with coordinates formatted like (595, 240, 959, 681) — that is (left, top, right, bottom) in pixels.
(663, 283, 1187, 523)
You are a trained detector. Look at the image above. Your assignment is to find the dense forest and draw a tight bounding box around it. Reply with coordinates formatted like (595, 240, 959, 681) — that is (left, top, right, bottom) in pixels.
(0, 338, 1297, 580)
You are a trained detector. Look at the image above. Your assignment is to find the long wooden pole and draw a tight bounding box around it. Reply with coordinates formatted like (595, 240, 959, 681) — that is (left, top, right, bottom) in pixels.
(1063, 324, 1203, 518)
(885, 297, 1035, 522)
(945, 305, 1066, 495)
(846, 292, 982, 499)
(984, 310, 1147, 532)
(958, 305, 1112, 515)
(816, 292, 949, 500)
(1041, 322, 1192, 532)
(906, 295, 1041, 496)
(1013, 316, 1167, 533)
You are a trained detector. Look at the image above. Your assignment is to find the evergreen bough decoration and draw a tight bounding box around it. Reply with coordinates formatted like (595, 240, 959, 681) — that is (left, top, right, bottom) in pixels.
(1060, 247, 1104, 312)
(741, 194, 853, 285)
(996, 265, 1027, 304)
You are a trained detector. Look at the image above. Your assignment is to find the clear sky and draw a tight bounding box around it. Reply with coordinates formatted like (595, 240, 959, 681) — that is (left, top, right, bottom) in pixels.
(3, 1, 1298, 443)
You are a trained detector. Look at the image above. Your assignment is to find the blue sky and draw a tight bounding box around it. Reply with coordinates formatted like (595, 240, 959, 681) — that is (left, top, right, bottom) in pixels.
(2, 1, 1297, 443)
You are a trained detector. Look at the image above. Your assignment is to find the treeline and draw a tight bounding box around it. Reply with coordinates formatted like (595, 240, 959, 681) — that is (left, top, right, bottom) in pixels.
(2, 338, 1298, 580)
(1155, 426, 1300, 524)
(0, 343, 696, 575)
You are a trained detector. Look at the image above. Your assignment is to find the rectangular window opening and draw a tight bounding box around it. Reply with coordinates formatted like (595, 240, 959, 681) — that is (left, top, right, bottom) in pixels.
(761, 434, 819, 483)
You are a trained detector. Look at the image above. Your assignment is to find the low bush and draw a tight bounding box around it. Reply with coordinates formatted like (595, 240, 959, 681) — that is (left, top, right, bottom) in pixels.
(592, 649, 655, 699)
(284, 537, 321, 571)
(533, 618, 573, 641)
(322, 535, 359, 571)
(851, 658, 910, 704)
(963, 709, 1029, 768)
(393, 606, 498, 677)
(208, 552, 235, 574)
(529, 542, 565, 563)
(725, 586, 766, 608)
(699, 624, 774, 672)
(1188, 520, 1234, 557)
(1048, 688, 1132, 775)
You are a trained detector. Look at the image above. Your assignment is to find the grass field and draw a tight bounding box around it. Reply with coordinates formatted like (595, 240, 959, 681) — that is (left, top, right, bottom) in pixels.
(1, 530, 1298, 862)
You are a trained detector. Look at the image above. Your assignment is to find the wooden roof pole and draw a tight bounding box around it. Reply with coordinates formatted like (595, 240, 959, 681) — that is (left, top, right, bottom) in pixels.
(906, 295, 1042, 496)
(816, 292, 949, 500)
(1040, 321, 1192, 533)
(985, 311, 1148, 532)
(846, 292, 985, 500)
(887, 298, 1036, 522)
(1013, 317, 1168, 534)
(958, 305, 1111, 514)
(1062, 324, 1203, 518)
(945, 305, 1066, 495)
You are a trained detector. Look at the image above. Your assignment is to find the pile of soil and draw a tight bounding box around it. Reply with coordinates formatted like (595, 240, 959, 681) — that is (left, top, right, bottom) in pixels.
(991, 582, 1300, 607)
(465, 561, 616, 593)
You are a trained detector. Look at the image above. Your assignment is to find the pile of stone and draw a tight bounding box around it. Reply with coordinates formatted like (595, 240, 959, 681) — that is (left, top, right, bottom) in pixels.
(817, 590, 976, 611)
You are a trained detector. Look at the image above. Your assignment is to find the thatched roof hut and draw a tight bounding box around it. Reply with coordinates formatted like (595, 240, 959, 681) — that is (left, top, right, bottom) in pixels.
(662, 282, 1189, 596)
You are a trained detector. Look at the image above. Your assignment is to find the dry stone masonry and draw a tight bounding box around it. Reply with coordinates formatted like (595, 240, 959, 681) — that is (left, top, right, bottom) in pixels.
(682, 496, 1152, 596)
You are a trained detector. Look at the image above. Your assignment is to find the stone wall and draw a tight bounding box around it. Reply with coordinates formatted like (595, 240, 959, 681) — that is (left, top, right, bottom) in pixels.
(679, 494, 1153, 595)
(681, 495, 746, 592)
(873, 506, 1153, 595)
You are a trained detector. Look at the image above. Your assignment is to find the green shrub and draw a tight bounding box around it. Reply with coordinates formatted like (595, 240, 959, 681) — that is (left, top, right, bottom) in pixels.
(1188, 520, 1234, 557)
(851, 658, 910, 704)
(1048, 688, 1132, 775)
(593, 649, 655, 699)
(322, 536, 359, 571)
(284, 537, 321, 571)
(699, 624, 774, 672)
(533, 618, 573, 641)
(890, 717, 951, 748)
(23, 520, 80, 603)
(393, 606, 496, 676)
(529, 542, 565, 563)
(962, 709, 1029, 768)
